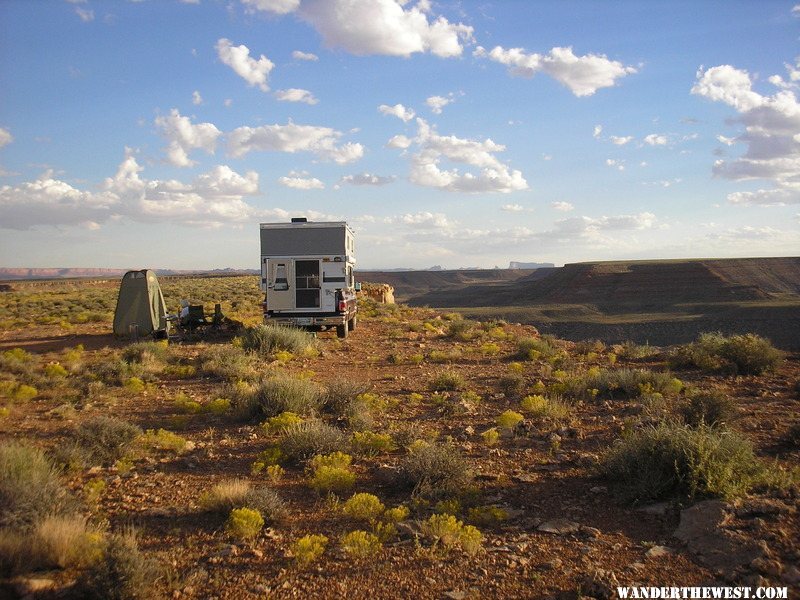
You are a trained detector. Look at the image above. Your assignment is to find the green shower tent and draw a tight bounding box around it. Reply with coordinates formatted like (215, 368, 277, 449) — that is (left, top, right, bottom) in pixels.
(112, 270, 168, 337)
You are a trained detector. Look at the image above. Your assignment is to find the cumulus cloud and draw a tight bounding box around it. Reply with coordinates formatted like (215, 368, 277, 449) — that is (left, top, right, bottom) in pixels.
(216, 38, 274, 92)
(0, 127, 13, 149)
(400, 118, 528, 193)
(474, 45, 636, 97)
(379, 103, 415, 122)
(547, 212, 656, 239)
(275, 88, 319, 104)
(387, 134, 412, 149)
(241, 0, 300, 14)
(227, 121, 364, 164)
(298, 0, 474, 58)
(551, 201, 574, 212)
(0, 152, 261, 229)
(292, 50, 318, 61)
(154, 109, 222, 167)
(75, 7, 94, 22)
(339, 173, 395, 186)
(192, 90, 203, 105)
(643, 133, 668, 146)
(717, 134, 736, 146)
(605, 158, 625, 171)
(593, 125, 603, 138)
(387, 211, 454, 229)
(426, 95, 454, 115)
(501, 204, 524, 212)
(278, 174, 324, 189)
(610, 135, 633, 145)
(692, 62, 800, 206)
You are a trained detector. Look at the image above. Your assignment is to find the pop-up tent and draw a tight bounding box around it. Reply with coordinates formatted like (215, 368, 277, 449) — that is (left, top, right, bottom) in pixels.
(112, 270, 168, 337)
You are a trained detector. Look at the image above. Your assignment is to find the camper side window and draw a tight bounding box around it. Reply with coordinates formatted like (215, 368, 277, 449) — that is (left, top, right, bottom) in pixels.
(274, 264, 289, 290)
(348, 266, 353, 288)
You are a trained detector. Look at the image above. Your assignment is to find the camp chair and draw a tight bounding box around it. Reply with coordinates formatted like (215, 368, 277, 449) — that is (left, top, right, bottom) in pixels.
(182, 305, 209, 331)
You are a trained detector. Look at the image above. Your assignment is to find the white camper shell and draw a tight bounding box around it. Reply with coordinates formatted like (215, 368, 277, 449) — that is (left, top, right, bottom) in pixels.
(260, 219, 358, 338)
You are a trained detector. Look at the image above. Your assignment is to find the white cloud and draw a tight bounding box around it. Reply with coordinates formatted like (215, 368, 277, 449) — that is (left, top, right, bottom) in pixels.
(227, 121, 364, 164)
(0, 153, 261, 229)
(610, 135, 633, 145)
(0, 127, 13, 149)
(402, 118, 528, 193)
(475, 45, 636, 97)
(275, 88, 319, 105)
(215, 38, 274, 92)
(154, 109, 222, 167)
(549, 212, 656, 238)
(693, 62, 800, 206)
(339, 173, 395, 186)
(387, 211, 454, 229)
(501, 204, 524, 212)
(75, 7, 94, 22)
(192, 90, 203, 105)
(298, 0, 474, 58)
(379, 103, 415, 122)
(426, 95, 453, 115)
(278, 175, 324, 189)
(605, 158, 625, 171)
(551, 201, 574, 212)
(292, 50, 319, 61)
(717, 134, 736, 146)
(387, 134, 412, 149)
(792, 4, 800, 17)
(593, 125, 603, 138)
(643, 133, 668, 146)
(241, 0, 300, 14)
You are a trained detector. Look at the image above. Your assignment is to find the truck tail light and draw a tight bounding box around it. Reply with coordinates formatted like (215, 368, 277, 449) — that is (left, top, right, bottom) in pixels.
(338, 299, 347, 312)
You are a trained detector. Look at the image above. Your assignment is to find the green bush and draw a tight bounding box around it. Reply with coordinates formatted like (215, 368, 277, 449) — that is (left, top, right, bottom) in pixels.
(567, 368, 682, 400)
(516, 336, 559, 361)
(670, 332, 783, 375)
(73, 416, 142, 466)
(340, 530, 382, 557)
(121, 341, 170, 364)
(79, 528, 158, 600)
(280, 420, 348, 460)
(240, 324, 317, 356)
(429, 370, 465, 392)
(602, 421, 779, 503)
(242, 376, 323, 421)
(198, 345, 257, 381)
(0, 442, 72, 530)
(226, 508, 264, 540)
(680, 391, 735, 428)
(351, 431, 396, 456)
(342, 492, 385, 522)
(421, 514, 482, 556)
(291, 534, 328, 566)
(497, 374, 525, 397)
(320, 379, 370, 416)
(399, 443, 472, 499)
(496, 410, 524, 431)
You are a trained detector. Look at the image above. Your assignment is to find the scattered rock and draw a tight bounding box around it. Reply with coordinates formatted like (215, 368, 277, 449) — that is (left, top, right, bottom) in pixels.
(444, 590, 466, 600)
(14, 578, 55, 597)
(579, 526, 602, 540)
(645, 545, 673, 559)
(538, 519, 580, 535)
(750, 557, 782, 577)
(636, 502, 670, 516)
(781, 565, 800, 585)
(734, 498, 794, 519)
(579, 569, 619, 600)
(589, 486, 607, 494)
(511, 472, 538, 484)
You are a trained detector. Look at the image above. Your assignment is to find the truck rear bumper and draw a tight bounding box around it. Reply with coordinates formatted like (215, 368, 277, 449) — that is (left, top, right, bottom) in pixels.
(264, 313, 348, 328)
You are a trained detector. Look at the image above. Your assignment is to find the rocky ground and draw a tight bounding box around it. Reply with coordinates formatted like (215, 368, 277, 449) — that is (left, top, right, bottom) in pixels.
(1, 298, 798, 599)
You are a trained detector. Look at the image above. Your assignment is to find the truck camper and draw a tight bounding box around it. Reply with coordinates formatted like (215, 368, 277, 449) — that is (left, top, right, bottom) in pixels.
(259, 218, 358, 338)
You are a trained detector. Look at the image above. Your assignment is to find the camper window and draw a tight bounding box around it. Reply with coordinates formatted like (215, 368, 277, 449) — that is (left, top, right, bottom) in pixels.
(274, 264, 289, 290)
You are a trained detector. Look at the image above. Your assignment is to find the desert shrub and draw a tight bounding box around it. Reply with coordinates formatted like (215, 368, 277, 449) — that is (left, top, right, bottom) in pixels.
(467, 505, 508, 527)
(320, 379, 370, 416)
(421, 514, 482, 556)
(786, 423, 800, 449)
(670, 332, 783, 376)
(496, 410, 524, 431)
(429, 370, 465, 392)
(498, 374, 525, 397)
(79, 528, 158, 600)
(567, 368, 682, 401)
(174, 393, 202, 414)
(481, 428, 500, 447)
(198, 345, 257, 381)
(199, 479, 251, 513)
(241, 376, 323, 421)
(240, 324, 316, 356)
(383, 505, 410, 523)
(73, 416, 142, 466)
(603, 421, 778, 503)
(280, 420, 348, 460)
(399, 443, 472, 499)
(45, 362, 69, 378)
(226, 508, 264, 540)
(342, 493, 385, 522)
(340, 530, 382, 558)
(446, 319, 475, 341)
(680, 391, 735, 428)
(263, 411, 304, 435)
(203, 397, 231, 415)
(614, 341, 660, 360)
(520, 395, 572, 420)
(0, 348, 35, 376)
(351, 431, 395, 456)
(243, 486, 287, 523)
(136, 429, 188, 454)
(0, 442, 72, 530)
(308, 452, 355, 494)
(516, 336, 558, 361)
(33, 514, 104, 569)
(251, 447, 284, 474)
(291, 534, 328, 566)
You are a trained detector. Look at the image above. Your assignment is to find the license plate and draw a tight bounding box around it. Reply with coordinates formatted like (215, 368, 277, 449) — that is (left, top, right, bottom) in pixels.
(295, 318, 313, 326)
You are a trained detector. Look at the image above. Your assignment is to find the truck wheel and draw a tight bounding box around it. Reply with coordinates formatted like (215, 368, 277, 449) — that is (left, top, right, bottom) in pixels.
(336, 323, 348, 338)
(348, 314, 357, 331)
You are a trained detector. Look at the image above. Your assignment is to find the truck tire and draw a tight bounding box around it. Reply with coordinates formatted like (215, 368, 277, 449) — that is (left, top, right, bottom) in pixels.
(348, 314, 357, 331)
(336, 323, 348, 338)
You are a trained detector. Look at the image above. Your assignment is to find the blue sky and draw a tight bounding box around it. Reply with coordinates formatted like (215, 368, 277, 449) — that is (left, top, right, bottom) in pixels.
(1, 0, 799, 270)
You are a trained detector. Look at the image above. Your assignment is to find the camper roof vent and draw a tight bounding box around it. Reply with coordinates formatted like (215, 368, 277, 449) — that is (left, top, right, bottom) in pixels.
(291, 217, 308, 223)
